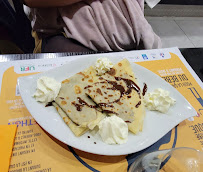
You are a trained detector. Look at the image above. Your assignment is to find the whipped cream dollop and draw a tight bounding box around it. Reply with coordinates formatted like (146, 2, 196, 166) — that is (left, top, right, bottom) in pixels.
(33, 76, 61, 104)
(95, 58, 113, 75)
(144, 88, 176, 113)
(98, 115, 128, 145)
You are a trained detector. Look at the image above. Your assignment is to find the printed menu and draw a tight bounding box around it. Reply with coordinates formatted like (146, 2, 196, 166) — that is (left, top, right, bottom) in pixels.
(0, 47, 202, 172)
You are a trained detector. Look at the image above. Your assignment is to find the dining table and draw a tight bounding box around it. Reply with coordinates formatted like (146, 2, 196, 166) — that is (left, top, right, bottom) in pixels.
(0, 48, 202, 81)
(0, 47, 202, 172)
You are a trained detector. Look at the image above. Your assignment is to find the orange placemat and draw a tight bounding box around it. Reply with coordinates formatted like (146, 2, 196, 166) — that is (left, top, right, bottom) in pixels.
(0, 47, 202, 172)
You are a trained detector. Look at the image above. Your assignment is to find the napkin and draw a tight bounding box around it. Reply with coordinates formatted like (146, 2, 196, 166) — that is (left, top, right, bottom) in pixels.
(0, 125, 17, 172)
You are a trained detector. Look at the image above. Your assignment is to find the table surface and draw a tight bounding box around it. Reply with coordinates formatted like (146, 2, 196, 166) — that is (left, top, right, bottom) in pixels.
(181, 48, 203, 82)
(0, 48, 202, 81)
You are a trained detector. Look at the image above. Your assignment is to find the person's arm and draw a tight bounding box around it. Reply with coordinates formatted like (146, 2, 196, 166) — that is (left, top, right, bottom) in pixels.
(24, 0, 82, 7)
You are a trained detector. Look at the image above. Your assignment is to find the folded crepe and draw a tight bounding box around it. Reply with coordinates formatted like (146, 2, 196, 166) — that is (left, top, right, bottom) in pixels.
(85, 59, 145, 134)
(54, 59, 145, 136)
(55, 66, 105, 130)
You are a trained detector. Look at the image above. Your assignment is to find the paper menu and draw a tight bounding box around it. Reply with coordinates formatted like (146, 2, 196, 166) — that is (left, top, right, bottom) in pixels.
(0, 47, 202, 172)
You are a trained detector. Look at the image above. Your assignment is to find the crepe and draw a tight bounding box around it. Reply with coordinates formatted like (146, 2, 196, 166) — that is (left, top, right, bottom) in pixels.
(55, 66, 105, 130)
(85, 59, 145, 134)
(53, 102, 88, 137)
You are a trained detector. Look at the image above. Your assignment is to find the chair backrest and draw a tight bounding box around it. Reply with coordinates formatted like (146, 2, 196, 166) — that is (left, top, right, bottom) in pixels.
(0, 0, 34, 53)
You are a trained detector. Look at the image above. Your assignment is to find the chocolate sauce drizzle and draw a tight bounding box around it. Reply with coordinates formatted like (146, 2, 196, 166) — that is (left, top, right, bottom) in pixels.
(106, 68, 116, 76)
(77, 97, 97, 108)
(142, 83, 148, 96)
(72, 97, 98, 111)
(72, 77, 142, 114)
(115, 77, 140, 95)
(105, 79, 125, 103)
(71, 102, 83, 111)
(102, 110, 118, 115)
(98, 103, 114, 108)
(84, 85, 93, 89)
(135, 101, 141, 108)
(45, 102, 53, 107)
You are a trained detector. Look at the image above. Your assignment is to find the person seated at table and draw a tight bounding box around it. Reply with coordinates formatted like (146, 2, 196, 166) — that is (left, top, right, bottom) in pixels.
(24, 0, 161, 53)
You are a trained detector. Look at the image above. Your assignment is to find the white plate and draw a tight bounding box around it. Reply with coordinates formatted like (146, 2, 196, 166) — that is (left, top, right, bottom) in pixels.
(18, 56, 196, 156)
